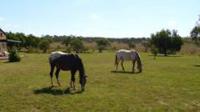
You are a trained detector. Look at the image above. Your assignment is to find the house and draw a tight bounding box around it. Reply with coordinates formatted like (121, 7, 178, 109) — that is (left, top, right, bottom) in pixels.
(0, 28, 21, 58)
(0, 28, 7, 56)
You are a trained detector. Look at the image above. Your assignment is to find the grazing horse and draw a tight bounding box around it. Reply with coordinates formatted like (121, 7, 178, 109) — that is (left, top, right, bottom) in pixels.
(49, 51, 87, 91)
(115, 49, 142, 73)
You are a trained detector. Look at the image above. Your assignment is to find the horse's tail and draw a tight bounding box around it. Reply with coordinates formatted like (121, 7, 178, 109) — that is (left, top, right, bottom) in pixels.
(136, 52, 142, 72)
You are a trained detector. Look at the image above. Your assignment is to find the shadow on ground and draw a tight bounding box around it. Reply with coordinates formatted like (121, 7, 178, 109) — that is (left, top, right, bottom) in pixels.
(148, 54, 182, 57)
(111, 70, 141, 74)
(33, 87, 83, 95)
(194, 64, 200, 67)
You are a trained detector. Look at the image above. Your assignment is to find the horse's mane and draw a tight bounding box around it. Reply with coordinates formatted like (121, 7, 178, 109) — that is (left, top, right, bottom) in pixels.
(117, 49, 137, 53)
(51, 51, 68, 55)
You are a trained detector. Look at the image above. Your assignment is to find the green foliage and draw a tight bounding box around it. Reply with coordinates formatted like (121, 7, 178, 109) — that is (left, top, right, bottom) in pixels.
(128, 41, 136, 49)
(70, 37, 84, 53)
(191, 26, 200, 44)
(96, 38, 110, 53)
(150, 29, 183, 56)
(150, 45, 158, 59)
(190, 15, 200, 46)
(8, 49, 21, 62)
(62, 37, 72, 47)
(142, 41, 151, 52)
(39, 39, 50, 53)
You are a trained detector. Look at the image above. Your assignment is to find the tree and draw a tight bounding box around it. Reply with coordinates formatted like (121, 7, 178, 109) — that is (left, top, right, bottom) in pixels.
(96, 38, 110, 53)
(39, 39, 50, 53)
(170, 30, 183, 53)
(70, 37, 84, 53)
(128, 41, 136, 49)
(150, 29, 183, 56)
(142, 40, 151, 52)
(191, 15, 200, 45)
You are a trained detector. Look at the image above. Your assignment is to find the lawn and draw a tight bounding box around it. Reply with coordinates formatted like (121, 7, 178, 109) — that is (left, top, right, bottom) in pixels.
(0, 52, 200, 112)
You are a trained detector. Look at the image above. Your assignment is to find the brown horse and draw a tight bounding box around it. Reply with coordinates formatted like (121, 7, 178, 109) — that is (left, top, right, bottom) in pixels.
(49, 51, 87, 91)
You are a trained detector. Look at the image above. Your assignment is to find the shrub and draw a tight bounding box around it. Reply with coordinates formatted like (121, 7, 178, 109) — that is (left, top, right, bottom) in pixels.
(9, 49, 21, 62)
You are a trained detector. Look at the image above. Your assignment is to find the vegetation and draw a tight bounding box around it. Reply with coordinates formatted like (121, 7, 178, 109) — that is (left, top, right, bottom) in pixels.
(70, 37, 84, 53)
(8, 48, 21, 62)
(191, 16, 200, 45)
(39, 39, 50, 53)
(0, 52, 200, 111)
(96, 38, 110, 53)
(150, 29, 183, 56)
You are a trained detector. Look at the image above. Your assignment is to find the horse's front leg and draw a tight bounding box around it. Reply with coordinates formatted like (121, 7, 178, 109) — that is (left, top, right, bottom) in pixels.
(55, 68, 61, 86)
(70, 70, 76, 90)
(115, 61, 119, 71)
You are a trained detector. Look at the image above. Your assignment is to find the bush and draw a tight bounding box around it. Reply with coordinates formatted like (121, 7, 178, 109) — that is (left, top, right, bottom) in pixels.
(9, 49, 21, 62)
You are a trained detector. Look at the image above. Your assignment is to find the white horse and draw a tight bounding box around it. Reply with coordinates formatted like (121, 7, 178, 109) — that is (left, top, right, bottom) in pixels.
(115, 49, 142, 73)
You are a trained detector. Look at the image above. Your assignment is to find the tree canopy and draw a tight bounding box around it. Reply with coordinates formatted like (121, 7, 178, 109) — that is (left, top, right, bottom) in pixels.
(150, 29, 183, 56)
(190, 15, 200, 45)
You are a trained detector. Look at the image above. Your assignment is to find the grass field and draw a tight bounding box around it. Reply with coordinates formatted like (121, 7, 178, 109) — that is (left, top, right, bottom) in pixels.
(0, 52, 200, 112)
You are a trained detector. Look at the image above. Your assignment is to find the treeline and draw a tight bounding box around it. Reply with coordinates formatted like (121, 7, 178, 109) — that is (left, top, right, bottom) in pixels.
(6, 32, 147, 53)
(5, 30, 197, 55)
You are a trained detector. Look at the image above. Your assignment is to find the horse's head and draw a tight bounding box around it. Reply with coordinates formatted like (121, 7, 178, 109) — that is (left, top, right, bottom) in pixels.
(80, 75, 87, 91)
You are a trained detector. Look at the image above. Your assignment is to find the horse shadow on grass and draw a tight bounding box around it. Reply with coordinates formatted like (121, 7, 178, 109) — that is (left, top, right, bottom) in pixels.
(148, 54, 182, 57)
(194, 64, 200, 67)
(111, 70, 141, 75)
(33, 87, 83, 96)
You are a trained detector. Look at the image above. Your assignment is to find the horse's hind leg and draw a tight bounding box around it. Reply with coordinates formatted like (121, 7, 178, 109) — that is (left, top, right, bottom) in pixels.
(55, 68, 61, 86)
(50, 64, 55, 87)
(132, 60, 136, 73)
(70, 70, 76, 90)
(137, 61, 142, 73)
(121, 59, 125, 71)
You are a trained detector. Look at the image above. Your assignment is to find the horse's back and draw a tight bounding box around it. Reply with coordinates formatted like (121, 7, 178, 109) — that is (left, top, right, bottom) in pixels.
(49, 51, 68, 63)
(52, 53, 82, 70)
(116, 49, 137, 60)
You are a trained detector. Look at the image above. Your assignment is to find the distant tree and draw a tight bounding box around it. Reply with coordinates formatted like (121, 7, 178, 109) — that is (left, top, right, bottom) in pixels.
(190, 16, 200, 45)
(39, 39, 50, 53)
(170, 30, 183, 53)
(96, 38, 110, 53)
(6, 32, 26, 49)
(142, 41, 151, 52)
(26, 34, 40, 48)
(191, 26, 200, 43)
(62, 36, 72, 47)
(150, 45, 158, 59)
(70, 37, 84, 53)
(150, 29, 183, 56)
(128, 41, 136, 49)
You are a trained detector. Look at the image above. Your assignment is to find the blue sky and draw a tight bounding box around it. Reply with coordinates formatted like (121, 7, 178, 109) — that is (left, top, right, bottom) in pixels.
(0, 0, 199, 37)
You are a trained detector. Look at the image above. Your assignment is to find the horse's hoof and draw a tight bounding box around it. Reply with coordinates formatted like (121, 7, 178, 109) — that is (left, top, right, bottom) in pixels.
(49, 85, 54, 89)
(81, 88, 85, 92)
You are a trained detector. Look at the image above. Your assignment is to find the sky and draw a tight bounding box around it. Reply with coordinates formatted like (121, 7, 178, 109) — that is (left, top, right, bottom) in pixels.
(0, 0, 200, 38)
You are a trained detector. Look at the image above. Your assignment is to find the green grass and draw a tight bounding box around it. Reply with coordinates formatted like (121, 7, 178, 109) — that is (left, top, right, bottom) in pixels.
(0, 52, 200, 112)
